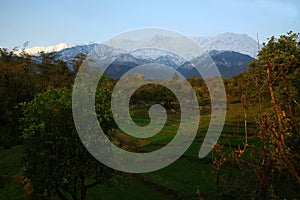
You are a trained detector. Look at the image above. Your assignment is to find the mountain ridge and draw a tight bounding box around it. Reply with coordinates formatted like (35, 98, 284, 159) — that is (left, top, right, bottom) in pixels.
(86, 47, 254, 79)
(17, 32, 257, 79)
(21, 32, 259, 58)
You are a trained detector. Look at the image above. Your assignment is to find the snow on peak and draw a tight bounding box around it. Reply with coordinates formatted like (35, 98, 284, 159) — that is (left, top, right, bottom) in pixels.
(105, 32, 258, 58)
(192, 32, 259, 57)
(21, 43, 74, 55)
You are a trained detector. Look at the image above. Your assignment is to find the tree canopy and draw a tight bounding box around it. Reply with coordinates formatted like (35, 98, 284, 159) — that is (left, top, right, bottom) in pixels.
(21, 87, 115, 200)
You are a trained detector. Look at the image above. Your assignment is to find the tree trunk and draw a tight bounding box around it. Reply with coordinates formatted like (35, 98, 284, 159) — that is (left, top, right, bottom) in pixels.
(267, 62, 300, 184)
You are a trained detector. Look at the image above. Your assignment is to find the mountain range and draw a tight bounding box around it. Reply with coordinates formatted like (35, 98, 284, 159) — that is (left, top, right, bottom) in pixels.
(21, 32, 257, 78)
(85, 48, 254, 79)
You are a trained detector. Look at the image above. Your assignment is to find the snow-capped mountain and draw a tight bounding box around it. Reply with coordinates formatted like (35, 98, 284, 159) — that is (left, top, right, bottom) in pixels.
(87, 47, 254, 79)
(131, 48, 186, 67)
(105, 32, 259, 58)
(22, 32, 258, 58)
(192, 32, 259, 58)
(21, 43, 74, 55)
(20, 32, 257, 78)
(57, 43, 99, 61)
(104, 34, 202, 60)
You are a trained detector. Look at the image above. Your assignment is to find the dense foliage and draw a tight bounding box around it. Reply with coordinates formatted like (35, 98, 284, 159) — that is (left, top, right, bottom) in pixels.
(21, 88, 115, 200)
(0, 49, 74, 148)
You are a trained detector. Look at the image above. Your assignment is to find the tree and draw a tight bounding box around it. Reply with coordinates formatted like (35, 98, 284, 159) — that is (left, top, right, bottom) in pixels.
(252, 32, 300, 183)
(38, 51, 74, 89)
(172, 72, 179, 80)
(213, 32, 300, 199)
(21, 87, 115, 200)
(228, 32, 300, 198)
(0, 48, 76, 148)
(73, 53, 87, 74)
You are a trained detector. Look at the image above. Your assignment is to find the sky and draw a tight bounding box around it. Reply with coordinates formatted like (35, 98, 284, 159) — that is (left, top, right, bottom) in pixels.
(1, 0, 299, 48)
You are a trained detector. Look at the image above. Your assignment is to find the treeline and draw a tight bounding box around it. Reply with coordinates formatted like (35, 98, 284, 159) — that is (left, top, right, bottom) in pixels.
(0, 50, 83, 147)
(0, 49, 118, 199)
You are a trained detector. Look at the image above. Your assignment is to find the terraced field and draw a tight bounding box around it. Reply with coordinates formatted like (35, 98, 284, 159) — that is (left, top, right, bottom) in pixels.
(0, 102, 261, 199)
(101, 103, 259, 199)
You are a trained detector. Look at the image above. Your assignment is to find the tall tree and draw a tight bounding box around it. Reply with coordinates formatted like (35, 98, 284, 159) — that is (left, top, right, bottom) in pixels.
(216, 32, 300, 199)
(246, 32, 300, 195)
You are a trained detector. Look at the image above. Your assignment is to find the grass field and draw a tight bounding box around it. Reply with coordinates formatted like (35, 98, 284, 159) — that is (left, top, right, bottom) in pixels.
(0, 145, 27, 200)
(0, 102, 262, 199)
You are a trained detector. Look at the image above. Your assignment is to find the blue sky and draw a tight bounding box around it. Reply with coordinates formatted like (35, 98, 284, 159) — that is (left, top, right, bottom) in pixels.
(1, 0, 299, 48)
